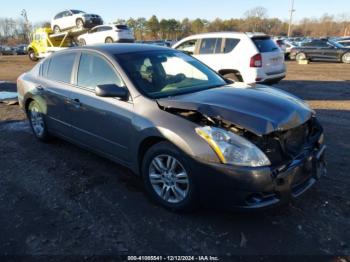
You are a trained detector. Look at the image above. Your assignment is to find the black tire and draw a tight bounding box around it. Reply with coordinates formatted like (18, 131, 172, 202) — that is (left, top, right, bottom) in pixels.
(296, 52, 307, 62)
(53, 25, 60, 34)
(141, 141, 197, 211)
(79, 39, 86, 46)
(28, 49, 38, 61)
(223, 73, 241, 82)
(76, 19, 84, 29)
(341, 52, 350, 64)
(105, 37, 114, 44)
(27, 100, 51, 142)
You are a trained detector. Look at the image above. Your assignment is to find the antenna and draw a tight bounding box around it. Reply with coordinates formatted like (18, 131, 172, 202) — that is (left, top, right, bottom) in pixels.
(287, 0, 295, 37)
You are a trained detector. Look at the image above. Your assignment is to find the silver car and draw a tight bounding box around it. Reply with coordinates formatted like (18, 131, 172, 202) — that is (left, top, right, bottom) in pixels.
(17, 44, 326, 211)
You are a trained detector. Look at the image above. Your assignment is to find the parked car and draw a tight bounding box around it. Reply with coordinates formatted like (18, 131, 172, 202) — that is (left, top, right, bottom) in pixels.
(17, 44, 326, 211)
(0, 46, 17, 55)
(173, 32, 286, 84)
(51, 9, 103, 34)
(290, 38, 350, 63)
(78, 24, 134, 45)
(14, 44, 28, 55)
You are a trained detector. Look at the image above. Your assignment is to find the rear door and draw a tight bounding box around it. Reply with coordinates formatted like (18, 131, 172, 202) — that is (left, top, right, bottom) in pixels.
(39, 52, 77, 137)
(67, 51, 134, 163)
(251, 36, 285, 75)
(194, 37, 223, 71)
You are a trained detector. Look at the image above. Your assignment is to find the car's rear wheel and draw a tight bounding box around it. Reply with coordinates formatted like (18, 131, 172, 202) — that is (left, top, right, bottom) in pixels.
(141, 141, 197, 211)
(27, 100, 50, 141)
(28, 49, 38, 61)
(341, 52, 350, 64)
(296, 52, 307, 61)
(79, 39, 86, 46)
(105, 37, 114, 44)
(53, 25, 60, 34)
(76, 19, 84, 29)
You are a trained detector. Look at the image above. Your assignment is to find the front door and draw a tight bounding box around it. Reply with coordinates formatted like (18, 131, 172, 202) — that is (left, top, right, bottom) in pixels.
(67, 52, 134, 163)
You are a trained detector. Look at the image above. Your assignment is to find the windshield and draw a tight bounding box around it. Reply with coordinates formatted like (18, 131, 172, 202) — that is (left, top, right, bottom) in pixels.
(329, 40, 344, 48)
(116, 50, 226, 98)
(252, 37, 279, 52)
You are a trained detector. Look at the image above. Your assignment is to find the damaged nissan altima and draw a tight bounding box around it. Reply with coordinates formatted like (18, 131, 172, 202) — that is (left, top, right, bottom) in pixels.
(17, 44, 326, 211)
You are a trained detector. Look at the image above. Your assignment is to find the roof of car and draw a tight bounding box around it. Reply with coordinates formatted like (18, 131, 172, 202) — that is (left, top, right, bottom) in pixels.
(73, 43, 170, 55)
(176, 32, 269, 42)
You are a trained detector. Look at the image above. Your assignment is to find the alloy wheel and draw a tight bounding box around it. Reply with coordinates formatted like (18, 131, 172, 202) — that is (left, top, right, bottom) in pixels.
(148, 154, 189, 204)
(29, 103, 45, 137)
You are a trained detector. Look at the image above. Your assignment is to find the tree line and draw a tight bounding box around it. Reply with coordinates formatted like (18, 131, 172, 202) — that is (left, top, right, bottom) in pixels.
(0, 7, 349, 45)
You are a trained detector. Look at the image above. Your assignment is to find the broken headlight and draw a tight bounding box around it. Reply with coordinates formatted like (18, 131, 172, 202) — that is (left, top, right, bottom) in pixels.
(196, 126, 271, 167)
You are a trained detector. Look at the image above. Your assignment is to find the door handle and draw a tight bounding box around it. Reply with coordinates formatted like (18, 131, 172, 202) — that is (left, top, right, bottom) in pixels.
(36, 85, 44, 91)
(72, 98, 81, 108)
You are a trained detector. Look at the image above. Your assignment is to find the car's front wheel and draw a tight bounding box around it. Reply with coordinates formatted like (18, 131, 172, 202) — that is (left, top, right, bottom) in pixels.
(28, 49, 38, 61)
(27, 100, 50, 141)
(76, 19, 84, 29)
(342, 52, 350, 64)
(296, 52, 307, 61)
(53, 25, 60, 34)
(142, 141, 197, 211)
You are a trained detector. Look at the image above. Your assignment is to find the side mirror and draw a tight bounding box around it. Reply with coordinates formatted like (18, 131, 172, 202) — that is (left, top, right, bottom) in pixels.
(95, 84, 129, 100)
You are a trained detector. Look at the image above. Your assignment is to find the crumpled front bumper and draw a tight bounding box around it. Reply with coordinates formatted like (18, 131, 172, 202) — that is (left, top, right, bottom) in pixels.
(191, 144, 326, 209)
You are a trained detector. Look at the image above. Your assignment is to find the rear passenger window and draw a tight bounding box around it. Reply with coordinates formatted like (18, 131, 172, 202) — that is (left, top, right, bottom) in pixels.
(199, 38, 222, 54)
(41, 58, 50, 77)
(47, 53, 76, 83)
(77, 53, 123, 90)
(224, 38, 240, 53)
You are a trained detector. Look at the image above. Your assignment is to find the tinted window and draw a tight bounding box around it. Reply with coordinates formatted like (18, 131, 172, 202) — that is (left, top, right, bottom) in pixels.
(70, 10, 84, 14)
(97, 26, 112, 32)
(224, 38, 240, 53)
(199, 38, 220, 54)
(115, 25, 128, 30)
(77, 53, 123, 90)
(252, 37, 279, 53)
(47, 53, 76, 83)
(54, 12, 63, 19)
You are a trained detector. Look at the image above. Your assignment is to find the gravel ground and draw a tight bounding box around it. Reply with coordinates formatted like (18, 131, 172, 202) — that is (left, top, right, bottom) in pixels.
(0, 56, 349, 260)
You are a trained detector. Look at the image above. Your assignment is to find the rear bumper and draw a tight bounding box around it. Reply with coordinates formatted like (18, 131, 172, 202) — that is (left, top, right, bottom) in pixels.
(191, 144, 326, 210)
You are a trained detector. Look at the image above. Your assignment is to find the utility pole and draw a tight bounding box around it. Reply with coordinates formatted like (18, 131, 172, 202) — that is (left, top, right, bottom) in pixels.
(287, 0, 295, 37)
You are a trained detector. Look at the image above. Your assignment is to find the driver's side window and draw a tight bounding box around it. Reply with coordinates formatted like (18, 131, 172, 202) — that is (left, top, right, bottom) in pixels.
(176, 40, 198, 55)
(77, 53, 123, 90)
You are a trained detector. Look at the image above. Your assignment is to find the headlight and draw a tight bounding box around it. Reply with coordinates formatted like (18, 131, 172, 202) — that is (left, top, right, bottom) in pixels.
(195, 126, 271, 167)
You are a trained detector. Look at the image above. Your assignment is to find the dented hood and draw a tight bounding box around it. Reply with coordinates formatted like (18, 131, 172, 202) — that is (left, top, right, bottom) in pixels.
(157, 86, 313, 135)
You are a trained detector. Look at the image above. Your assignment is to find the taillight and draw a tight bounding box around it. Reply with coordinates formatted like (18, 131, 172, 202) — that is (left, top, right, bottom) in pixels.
(250, 54, 262, 67)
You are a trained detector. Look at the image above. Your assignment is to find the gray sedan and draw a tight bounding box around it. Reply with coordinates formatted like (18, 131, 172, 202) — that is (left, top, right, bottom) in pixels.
(17, 44, 326, 211)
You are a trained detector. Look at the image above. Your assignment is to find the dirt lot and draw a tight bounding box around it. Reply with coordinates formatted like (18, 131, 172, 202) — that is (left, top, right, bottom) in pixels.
(0, 55, 349, 259)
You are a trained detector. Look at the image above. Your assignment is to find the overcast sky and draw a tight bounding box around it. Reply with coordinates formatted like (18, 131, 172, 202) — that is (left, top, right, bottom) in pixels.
(2, 0, 350, 24)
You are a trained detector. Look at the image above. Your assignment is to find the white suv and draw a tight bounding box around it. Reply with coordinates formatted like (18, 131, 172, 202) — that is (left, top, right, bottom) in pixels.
(51, 9, 103, 34)
(78, 25, 134, 45)
(173, 32, 286, 84)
